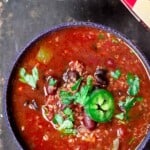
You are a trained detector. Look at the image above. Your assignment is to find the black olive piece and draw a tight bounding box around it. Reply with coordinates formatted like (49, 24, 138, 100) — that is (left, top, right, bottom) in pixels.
(94, 68, 108, 88)
(94, 68, 107, 76)
(95, 76, 108, 88)
(63, 70, 80, 82)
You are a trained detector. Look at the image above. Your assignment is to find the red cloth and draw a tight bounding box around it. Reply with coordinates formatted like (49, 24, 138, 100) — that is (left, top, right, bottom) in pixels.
(122, 0, 137, 8)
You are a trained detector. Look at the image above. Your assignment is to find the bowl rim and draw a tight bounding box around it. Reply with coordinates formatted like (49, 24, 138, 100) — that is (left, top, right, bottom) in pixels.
(3, 21, 150, 150)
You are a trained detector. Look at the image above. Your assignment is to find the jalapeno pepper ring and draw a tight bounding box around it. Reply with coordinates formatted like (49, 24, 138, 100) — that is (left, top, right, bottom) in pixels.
(85, 89, 115, 123)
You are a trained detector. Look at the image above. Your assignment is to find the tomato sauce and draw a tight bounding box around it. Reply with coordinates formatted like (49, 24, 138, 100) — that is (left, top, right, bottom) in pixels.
(10, 26, 150, 150)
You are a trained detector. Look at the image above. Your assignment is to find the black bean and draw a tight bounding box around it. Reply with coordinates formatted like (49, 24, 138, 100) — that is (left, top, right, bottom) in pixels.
(94, 68, 108, 88)
(95, 68, 107, 77)
(95, 76, 108, 88)
(83, 112, 97, 130)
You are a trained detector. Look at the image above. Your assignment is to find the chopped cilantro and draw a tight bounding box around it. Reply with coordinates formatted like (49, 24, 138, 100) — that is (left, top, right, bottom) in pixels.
(71, 77, 83, 91)
(59, 119, 73, 130)
(87, 76, 93, 86)
(111, 69, 121, 79)
(52, 111, 76, 135)
(19, 67, 39, 89)
(127, 73, 140, 96)
(60, 77, 93, 106)
(127, 73, 134, 84)
(53, 114, 64, 125)
(74, 77, 93, 106)
(115, 113, 124, 120)
(134, 96, 143, 102)
(59, 90, 75, 105)
(117, 96, 143, 120)
(63, 107, 73, 115)
(74, 85, 90, 106)
(32, 67, 39, 82)
(119, 96, 135, 112)
(68, 114, 74, 122)
(63, 108, 74, 122)
(49, 78, 57, 86)
(115, 73, 142, 121)
(121, 96, 143, 112)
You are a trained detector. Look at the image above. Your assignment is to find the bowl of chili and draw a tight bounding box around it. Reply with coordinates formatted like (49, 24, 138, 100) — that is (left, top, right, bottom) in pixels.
(3, 22, 150, 150)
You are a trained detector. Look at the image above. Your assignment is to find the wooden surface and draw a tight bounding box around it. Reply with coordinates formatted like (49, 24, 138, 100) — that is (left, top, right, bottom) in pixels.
(0, 0, 149, 149)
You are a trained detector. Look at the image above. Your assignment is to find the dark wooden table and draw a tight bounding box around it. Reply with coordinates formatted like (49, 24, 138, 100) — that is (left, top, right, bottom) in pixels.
(0, 0, 149, 149)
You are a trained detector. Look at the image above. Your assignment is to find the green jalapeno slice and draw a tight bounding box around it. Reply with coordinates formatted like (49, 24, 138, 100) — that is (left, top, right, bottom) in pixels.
(85, 89, 115, 123)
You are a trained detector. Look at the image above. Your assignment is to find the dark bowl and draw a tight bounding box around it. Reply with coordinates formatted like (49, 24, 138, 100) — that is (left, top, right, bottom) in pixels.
(3, 22, 150, 150)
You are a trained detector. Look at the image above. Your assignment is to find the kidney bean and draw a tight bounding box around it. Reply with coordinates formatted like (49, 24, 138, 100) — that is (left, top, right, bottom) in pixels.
(83, 112, 97, 130)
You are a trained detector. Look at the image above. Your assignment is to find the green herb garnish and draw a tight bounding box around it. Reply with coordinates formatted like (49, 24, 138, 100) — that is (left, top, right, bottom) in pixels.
(19, 67, 39, 89)
(111, 69, 121, 80)
(115, 112, 125, 120)
(59, 119, 73, 130)
(119, 96, 143, 112)
(74, 85, 90, 106)
(127, 73, 140, 96)
(63, 107, 73, 115)
(63, 108, 74, 122)
(49, 78, 57, 86)
(71, 77, 83, 91)
(117, 96, 143, 120)
(74, 77, 93, 106)
(87, 76, 93, 86)
(115, 73, 142, 121)
(53, 114, 64, 125)
(53, 111, 76, 135)
(59, 90, 75, 105)
(60, 77, 93, 106)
